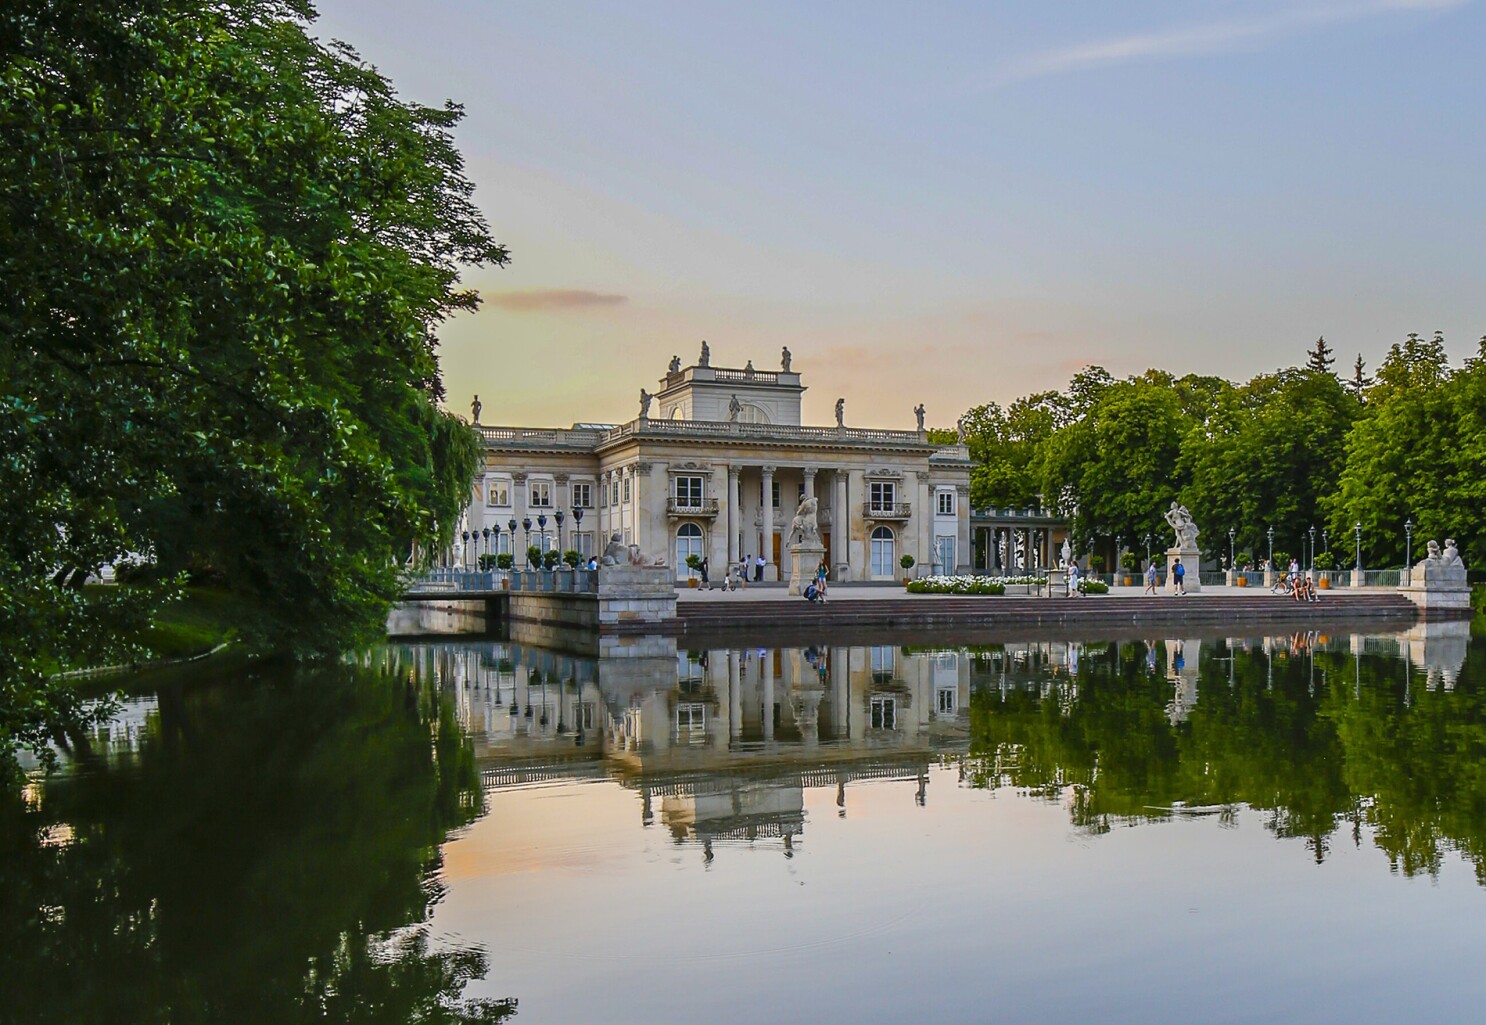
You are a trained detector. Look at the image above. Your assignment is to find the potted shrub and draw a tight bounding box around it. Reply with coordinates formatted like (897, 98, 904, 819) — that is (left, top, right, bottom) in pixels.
(1088, 554, 1105, 583)
(526, 544, 543, 570)
(900, 554, 916, 584)
(1235, 552, 1252, 586)
(1119, 551, 1139, 585)
(495, 552, 514, 570)
(563, 550, 582, 569)
(684, 553, 702, 587)
(542, 548, 562, 570)
(478, 553, 495, 571)
(1313, 551, 1336, 587)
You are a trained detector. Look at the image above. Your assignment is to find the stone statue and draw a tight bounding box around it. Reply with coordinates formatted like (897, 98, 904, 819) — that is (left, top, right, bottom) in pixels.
(668, 354, 681, 374)
(1061, 538, 1072, 568)
(834, 398, 845, 427)
(699, 340, 710, 367)
(470, 394, 482, 424)
(1442, 538, 1464, 568)
(781, 346, 792, 372)
(788, 496, 821, 546)
(600, 531, 628, 566)
(1424, 539, 1442, 565)
(745, 360, 755, 374)
(627, 543, 667, 567)
(955, 417, 966, 443)
(914, 403, 926, 431)
(638, 388, 652, 418)
(728, 394, 742, 422)
(1163, 501, 1200, 549)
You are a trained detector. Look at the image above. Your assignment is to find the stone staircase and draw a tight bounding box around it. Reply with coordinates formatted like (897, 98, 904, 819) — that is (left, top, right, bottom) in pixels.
(673, 591, 1420, 636)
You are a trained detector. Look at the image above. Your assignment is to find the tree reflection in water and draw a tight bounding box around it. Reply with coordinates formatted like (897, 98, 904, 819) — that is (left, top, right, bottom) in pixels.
(0, 660, 517, 1024)
(966, 631, 1486, 884)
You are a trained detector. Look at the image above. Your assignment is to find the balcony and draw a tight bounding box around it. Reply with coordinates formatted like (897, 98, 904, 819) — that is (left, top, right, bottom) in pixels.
(863, 502, 912, 521)
(667, 497, 720, 519)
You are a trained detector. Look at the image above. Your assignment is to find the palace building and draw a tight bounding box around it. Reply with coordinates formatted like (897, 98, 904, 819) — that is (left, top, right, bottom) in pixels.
(459, 344, 979, 582)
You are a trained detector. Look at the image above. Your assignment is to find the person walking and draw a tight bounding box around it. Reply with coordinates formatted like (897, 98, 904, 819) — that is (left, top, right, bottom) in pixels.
(1067, 561, 1080, 597)
(816, 558, 829, 602)
(1143, 560, 1159, 595)
(698, 556, 709, 590)
(755, 554, 765, 582)
(739, 555, 750, 589)
(1172, 557, 1186, 595)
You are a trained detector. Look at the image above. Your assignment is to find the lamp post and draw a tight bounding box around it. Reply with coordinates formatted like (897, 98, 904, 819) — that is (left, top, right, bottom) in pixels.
(1144, 532, 1151, 569)
(1266, 526, 1274, 568)
(554, 509, 565, 555)
(1228, 528, 1235, 569)
(572, 506, 584, 562)
(481, 527, 490, 567)
(1322, 528, 1328, 555)
(522, 517, 532, 567)
(1404, 518, 1413, 584)
(1354, 522, 1363, 577)
(1308, 526, 1315, 571)
(461, 530, 469, 570)
(537, 513, 548, 558)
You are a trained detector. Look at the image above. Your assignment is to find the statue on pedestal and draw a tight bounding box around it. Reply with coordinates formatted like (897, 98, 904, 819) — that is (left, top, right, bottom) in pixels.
(638, 388, 652, 418)
(781, 346, 792, 372)
(834, 398, 845, 427)
(727, 394, 742, 422)
(470, 394, 482, 424)
(1163, 501, 1200, 549)
(1061, 538, 1072, 568)
(788, 497, 821, 546)
(668, 354, 681, 374)
(699, 340, 711, 367)
(914, 403, 926, 431)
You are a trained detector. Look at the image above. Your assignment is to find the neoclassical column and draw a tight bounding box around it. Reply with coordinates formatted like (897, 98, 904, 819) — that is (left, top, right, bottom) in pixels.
(802, 466, 817, 502)
(833, 470, 848, 578)
(830, 646, 849, 740)
(956, 485, 971, 573)
(916, 471, 932, 571)
(760, 465, 775, 577)
(727, 465, 741, 563)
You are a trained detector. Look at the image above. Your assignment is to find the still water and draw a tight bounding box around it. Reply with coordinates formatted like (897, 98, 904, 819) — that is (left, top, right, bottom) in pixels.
(6, 623, 1486, 1024)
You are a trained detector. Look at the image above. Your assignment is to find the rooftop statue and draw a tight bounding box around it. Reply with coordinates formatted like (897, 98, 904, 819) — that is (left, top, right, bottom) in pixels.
(470, 394, 482, 424)
(668, 354, 681, 374)
(699, 340, 710, 367)
(914, 403, 926, 431)
(638, 388, 652, 418)
(835, 398, 845, 427)
(781, 346, 792, 372)
(727, 394, 742, 422)
(1163, 501, 1200, 550)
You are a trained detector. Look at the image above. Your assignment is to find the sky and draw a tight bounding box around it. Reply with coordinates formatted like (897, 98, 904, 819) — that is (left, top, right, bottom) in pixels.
(309, 0, 1485, 429)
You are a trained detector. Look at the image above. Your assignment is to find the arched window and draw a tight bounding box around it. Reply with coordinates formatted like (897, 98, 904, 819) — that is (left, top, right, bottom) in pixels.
(870, 526, 896, 578)
(739, 403, 771, 424)
(676, 523, 705, 578)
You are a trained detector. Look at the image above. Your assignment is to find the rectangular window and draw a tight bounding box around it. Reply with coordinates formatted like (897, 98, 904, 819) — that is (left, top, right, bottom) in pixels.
(529, 481, 552, 507)
(622, 476, 631, 503)
(937, 491, 954, 516)
(579, 702, 597, 730)
(869, 481, 896, 511)
(870, 645, 894, 684)
(937, 688, 957, 714)
(572, 482, 592, 508)
(486, 478, 510, 507)
(870, 695, 896, 730)
(610, 479, 620, 506)
(676, 703, 707, 735)
(771, 481, 780, 508)
(575, 531, 594, 557)
(674, 475, 704, 506)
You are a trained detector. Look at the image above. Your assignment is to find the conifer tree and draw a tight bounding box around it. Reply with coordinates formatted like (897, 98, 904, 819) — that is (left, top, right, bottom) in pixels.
(1306, 336, 1336, 375)
(1349, 354, 1373, 400)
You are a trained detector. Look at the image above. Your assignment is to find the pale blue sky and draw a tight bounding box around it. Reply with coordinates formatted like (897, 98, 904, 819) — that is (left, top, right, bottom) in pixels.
(311, 0, 1484, 427)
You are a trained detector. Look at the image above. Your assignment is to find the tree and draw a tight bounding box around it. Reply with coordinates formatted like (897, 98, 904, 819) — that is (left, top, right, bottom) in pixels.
(1307, 335, 1336, 375)
(1349, 353, 1373, 400)
(1, 1, 504, 761)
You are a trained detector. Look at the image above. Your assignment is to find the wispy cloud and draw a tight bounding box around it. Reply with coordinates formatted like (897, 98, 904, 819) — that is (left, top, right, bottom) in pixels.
(485, 289, 627, 312)
(988, 0, 1466, 87)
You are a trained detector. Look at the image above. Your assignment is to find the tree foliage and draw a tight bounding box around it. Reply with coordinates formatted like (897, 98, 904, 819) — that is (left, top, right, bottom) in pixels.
(1, 1, 503, 759)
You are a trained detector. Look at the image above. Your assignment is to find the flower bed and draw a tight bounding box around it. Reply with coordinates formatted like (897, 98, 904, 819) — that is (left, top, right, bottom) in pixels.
(905, 574, 1047, 595)
(1078, 579, 1109, 594)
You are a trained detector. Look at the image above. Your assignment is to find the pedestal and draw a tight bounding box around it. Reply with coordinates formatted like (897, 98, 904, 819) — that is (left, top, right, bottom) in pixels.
(786, 542, 827, 596)
(1399, 559, 1470, 613)
(1166, 547, 1202, 592)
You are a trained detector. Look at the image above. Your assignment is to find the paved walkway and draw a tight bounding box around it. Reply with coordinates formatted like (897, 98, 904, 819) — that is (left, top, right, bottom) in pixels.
(676, 582, 1393, 603)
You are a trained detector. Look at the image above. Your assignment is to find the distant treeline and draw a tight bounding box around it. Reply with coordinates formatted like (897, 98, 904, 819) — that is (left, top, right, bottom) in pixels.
(937, 333, 1486, 568)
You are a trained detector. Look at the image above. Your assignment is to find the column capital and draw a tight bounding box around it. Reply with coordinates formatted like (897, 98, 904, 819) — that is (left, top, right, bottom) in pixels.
(915, 470, 932, 483)
(760, 464, 776, 476)
(802, 466, 818, 479)
(511, 471, 529, 484)
(727, 464, 741, 479)
(633, 462, 653, 474)
(555, 473, 570, 484)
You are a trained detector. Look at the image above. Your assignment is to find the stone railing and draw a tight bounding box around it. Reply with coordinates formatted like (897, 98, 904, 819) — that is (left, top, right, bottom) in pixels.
(711, 366, 783, 384)
(863, 502, 912, 520)
(666, 497, 721, 518)
(478, 425, 605, 449)
(603, 419, 926, 446)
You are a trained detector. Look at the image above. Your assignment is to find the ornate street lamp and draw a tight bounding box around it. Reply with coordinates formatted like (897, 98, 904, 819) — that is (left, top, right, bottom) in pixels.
(522, 517, 532, 566)
(1266, 526, 1274, 568)
(461, 530, 469, 569)
(572, 506, 584, 562)
(537, 513, 548, 556)
(1308, 526, 1315, 571)
(1228, 528, 1235, 570)
(508, 518, 517, 562)
(481, 527, 490, 566)
(1354, 522, 1363, 575)
(1404, 518, 1413, 583)
(554, 509, 565, 554)
(1144, 532, 1151, 568)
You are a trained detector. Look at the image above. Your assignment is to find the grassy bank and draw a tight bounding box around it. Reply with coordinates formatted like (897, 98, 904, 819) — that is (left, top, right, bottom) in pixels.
(134, 587, 241, 660)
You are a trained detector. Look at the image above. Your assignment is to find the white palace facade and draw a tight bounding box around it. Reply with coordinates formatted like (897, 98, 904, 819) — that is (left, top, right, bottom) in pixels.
(459, 346, 977, 582)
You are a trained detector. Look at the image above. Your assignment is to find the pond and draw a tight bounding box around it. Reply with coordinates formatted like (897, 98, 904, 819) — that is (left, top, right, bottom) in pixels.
(6, 622, 1486, 1024)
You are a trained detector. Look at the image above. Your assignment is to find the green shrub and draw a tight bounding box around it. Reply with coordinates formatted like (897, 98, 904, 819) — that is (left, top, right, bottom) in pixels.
(900, 554, 916, 570)
(906, 576, 1006, 595)
(1079, 579, 1109, 594)
(564, 550, 582, 568)
(685, 553, 702, 571)
(526, 545, 542, 567)
(495, 552, 514, 570)
(477, 553, 495, 570)
(542, 548, 561, 569)
(1313, 551, 1337, 570)
(1119, 551, 1140, 571)
(1088, 554, 1105, 572)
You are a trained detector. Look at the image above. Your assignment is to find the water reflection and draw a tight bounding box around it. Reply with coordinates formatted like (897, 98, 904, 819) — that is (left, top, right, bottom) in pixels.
(6, 623, 1485, 1023)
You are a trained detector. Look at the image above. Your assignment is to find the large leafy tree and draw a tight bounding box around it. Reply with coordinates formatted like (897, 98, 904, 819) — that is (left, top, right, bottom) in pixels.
(0, 1, 503, 760)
